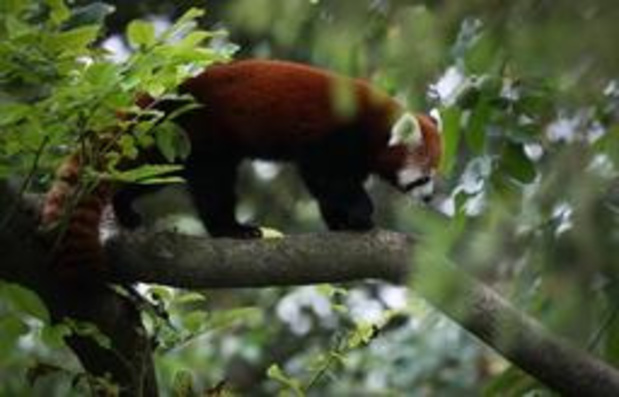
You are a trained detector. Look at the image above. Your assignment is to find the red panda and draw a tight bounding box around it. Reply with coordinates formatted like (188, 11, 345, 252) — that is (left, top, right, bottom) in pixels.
(113, 60, 442, 237)
(43, 59, 441, 278)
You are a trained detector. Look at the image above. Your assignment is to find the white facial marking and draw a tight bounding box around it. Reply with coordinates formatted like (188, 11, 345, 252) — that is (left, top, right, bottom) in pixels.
(389, 112, 422, 147)
(409, 179, 434, 201)
(397, 166, 435, 202)
(397, 166, 423, 187)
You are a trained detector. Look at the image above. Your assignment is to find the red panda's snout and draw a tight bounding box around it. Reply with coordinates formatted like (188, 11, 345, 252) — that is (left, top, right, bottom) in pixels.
(396, 164, 436, 203)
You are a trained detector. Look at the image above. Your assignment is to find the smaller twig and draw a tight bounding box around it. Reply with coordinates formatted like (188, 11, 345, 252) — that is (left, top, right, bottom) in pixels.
(588, 303, 619, 351)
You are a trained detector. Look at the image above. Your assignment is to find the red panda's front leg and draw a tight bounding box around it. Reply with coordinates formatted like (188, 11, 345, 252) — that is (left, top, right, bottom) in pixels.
(185, 153, 262, 238)
(299, 167, 374, 231)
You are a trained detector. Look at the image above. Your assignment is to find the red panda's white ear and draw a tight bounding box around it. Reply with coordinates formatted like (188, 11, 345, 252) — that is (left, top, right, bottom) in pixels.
(389, 112, 422, 147)
(429, 108, 443, 132)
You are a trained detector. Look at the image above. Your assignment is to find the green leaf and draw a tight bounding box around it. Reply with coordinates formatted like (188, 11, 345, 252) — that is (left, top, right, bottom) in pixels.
(466, 99, 491, 154)
(152, 45, 226, 67)
(499, 142, 536, 184)
(174, 292, 207, 305)
(177, 31, 212, 49)
(84, 62, 119, 87)
(148, 285, 174, 301)
(464, 34, 502, 75)
(172, 370, 195, 397)
(62, 3, 115, 30)
(135, 176, 185, 185)
(506, 123, 540, 143)
(181, 311, 208, 334)
(49, 25, 100, 54)
(159, 8, 205, 43)
(205, 308, 262, 331)
(516, 83, 555, 119)
(26, 362, 67, 386)
(0, 0, 27, 16)
(127, 20, 156, 48)
(0, 282, 49, 322)
(267, 365, 304, 396)
(108, 164, 184, 184)
(136, 133, 155, 149)
(316, 284, 348, 298)
(64, 319, 111, 349)
(165, 100, 202, 122)
(593, 126, 619, 165)
(174, 8, 205, 28)
(0, 316, 29, 355)
(45, 0, 71, 25)
(0, 103, 31, 126)
(347, 322, 377, 349)
(118, 134, 139, 160)
(439, 107, 462, 176)
(0, 164, 12, 178)
(155, 121, 192, 162)
(40, 323, 71, 349)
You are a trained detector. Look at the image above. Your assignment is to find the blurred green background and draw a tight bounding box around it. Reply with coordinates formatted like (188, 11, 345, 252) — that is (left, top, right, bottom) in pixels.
(0, 0, 618, 395)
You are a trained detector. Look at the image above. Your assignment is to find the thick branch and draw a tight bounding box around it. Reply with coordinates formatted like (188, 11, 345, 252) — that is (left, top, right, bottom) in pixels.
(105, 228, 619, 396)
(106, 229, 411, 287)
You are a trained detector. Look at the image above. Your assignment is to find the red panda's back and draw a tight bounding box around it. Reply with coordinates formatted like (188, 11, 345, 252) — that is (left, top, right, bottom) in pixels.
(178, 60, 401, 156)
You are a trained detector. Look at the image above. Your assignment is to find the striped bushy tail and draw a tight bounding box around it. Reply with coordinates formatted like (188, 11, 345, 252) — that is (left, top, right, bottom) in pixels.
(41, 152, 113, 283)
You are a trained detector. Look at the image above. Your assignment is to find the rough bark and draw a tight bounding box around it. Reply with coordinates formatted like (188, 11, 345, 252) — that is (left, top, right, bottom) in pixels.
(106, 228, 411, 288)
(2, 180, 619, 396)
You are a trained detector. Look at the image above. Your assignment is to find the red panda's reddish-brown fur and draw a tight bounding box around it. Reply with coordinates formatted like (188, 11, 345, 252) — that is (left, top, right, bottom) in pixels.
(179, 61, 399, 152)
(43, 59, 442, 280)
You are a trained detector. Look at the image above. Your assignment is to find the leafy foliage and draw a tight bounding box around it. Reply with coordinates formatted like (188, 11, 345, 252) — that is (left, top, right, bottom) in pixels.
(0, 0, 230, 194)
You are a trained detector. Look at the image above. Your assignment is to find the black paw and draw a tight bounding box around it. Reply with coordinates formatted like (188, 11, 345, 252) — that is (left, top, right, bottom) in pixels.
(209, 223, 263, 239)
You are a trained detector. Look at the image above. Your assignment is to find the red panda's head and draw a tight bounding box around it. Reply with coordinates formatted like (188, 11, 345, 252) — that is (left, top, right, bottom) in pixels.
(387, 112, 442, 203)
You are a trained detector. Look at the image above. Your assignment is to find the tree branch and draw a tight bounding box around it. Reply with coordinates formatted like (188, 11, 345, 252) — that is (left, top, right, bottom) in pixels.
(106, 229, 411, 288)
(105, 226, 619, 396)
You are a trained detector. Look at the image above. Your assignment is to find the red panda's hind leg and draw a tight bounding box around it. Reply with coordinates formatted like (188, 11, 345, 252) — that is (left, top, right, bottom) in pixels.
(185, 154, 261, 238)
(112, 184, 167, 229)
